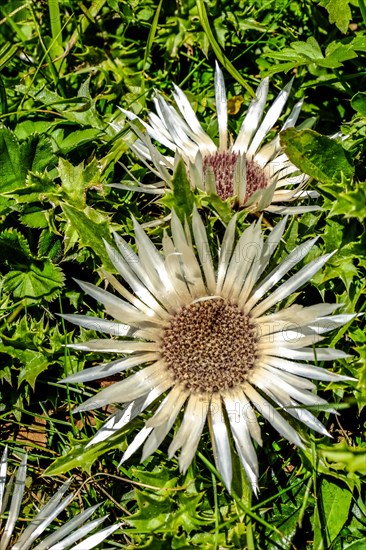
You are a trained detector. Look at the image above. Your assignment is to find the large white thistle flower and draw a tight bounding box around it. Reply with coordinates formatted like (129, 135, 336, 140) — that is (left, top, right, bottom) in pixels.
(0, 447, 119, 550)
(116, 63, 319, 214)
(61, 210, 354, 493)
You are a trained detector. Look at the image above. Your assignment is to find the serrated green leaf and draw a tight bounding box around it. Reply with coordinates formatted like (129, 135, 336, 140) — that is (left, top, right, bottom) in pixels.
(44, 427, 128, 476)
(3, 261, 64, 300)
(0, 344, 49, 390)
(280, 128, 354, 185)
(61, 203, 115, 271)
(3, 171, 57, 205)
(318, 0, 352, 34)
(20, 134, 57, 173)
(0, 229, 33, 264)
(17, 351, 49, 389)
(20, 208, 49, 229)
(128, 489, 174, 532)
(330, 183, 366, 221)
(59, 158, 101, 209)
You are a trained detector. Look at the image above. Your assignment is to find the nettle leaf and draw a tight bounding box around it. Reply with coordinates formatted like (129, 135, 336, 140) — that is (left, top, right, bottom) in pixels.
(61, 204, 115, 271)
(317, 0, 352, 34)
(58, 157, 102, 209)
(313, 478, 353, 549)
(280, 128, 354, 185)
(3, 261, 64, 300)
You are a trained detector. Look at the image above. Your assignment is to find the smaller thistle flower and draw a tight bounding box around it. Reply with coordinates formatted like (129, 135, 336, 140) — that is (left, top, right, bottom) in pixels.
(0, 447, 119, 550)
(61, 210, 355, 493)
(115, 62, 319, 214)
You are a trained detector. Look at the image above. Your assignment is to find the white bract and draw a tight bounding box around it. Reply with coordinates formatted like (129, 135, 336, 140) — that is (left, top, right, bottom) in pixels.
(62, 210, 354, 493)
(114, 63, 319, 214)
(0, 448, 119, 550)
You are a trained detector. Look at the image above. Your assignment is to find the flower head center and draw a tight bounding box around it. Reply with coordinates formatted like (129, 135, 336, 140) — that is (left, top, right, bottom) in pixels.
(202, 152, 269, 203)
(160, 298, 258, 393)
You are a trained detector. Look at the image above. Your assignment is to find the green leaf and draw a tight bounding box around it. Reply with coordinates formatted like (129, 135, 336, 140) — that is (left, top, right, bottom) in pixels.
(0, 229, 33, 264)
(61, 203, 115, 271)
(58, 158, 101, 209)
(44, 428, 128, 476)
(14, 120, 59, 140)
(3, 168, 55, 200)
(329, 183, 366, 221)
(263, 36, 359, 76)
(128, 475, 205, 534)
(19, 205, 49, 229)
(0, 126, 25, 191)
(313, 479, 353, 549)
(351, 92, 366, 116)
(17, 351, 49, 389)
(3, 261, 64, 300)
(128, 489, 174, 532)
(16, 81, 105, 129)
(344, 539, 366, 550)
(280, 128, 354, 185)
(163, 159, 195, 221)
(20, 134, 57, 173)
(318, 0, 352, 34)
(200, 193, 236, 225)
(0, 343, 49, 390)
(38, 230, 63, 261)
(58, 128, 101, 154)
(319, 442, 366, 475)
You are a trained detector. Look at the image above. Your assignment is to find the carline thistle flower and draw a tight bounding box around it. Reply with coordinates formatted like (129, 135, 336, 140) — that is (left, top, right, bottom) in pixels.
(60, 210, 355, 493)
(0, 447, 119, 550)
(116, 62, 319, 214)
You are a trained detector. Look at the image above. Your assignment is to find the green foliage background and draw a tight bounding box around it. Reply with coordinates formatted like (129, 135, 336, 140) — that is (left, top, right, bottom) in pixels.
(0, 0, 365, 548)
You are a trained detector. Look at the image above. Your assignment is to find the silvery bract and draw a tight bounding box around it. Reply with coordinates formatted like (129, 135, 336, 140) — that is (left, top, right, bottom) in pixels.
(62, 210, 354, 493)
(0, 448, 119, 550)
(115, 63, 319, 214)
